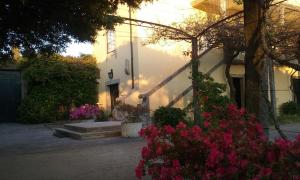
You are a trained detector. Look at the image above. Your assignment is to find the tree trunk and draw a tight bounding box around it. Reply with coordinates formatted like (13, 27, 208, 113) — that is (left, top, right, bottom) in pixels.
(244, 0, 269, 136)
(191, 38, 201, 125)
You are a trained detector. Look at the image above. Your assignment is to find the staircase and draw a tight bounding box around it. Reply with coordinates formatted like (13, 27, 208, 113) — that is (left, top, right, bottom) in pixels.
(137, 46, 225, 125)
(53, 121, 122, 140)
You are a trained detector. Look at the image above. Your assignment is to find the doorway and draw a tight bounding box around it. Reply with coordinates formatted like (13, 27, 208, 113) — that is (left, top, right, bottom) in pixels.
(292, 78, 300, 104)
(0, 71, 21, 122)
(232, 77, 244, 108)
(108, 83, 119, 111)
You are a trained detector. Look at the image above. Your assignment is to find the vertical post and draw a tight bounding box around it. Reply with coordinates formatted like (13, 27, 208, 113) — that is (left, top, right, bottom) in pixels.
(191, 37, 201, 125)
(129, 7, 135, 89)
(140, 96, 150, 127)
(268, 58, 277, 117)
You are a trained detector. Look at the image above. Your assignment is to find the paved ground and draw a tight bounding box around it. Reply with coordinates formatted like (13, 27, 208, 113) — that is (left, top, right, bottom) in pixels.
(0, 123, 299, 180)
(269, 123, 300, 141)
(0, 123, 145, 180)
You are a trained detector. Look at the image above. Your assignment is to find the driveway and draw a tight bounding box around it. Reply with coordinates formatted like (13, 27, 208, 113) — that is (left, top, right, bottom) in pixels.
(269, 123, 300, 141)
(0, 123, 299, 180)
(0, 123, 144, 180)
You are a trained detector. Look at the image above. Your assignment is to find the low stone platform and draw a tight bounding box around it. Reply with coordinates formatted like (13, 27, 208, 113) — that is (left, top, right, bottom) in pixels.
(53, 121, 122, 140)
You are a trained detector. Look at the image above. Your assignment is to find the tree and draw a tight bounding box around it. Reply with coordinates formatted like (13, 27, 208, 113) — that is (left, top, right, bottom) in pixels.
(0, 0, 152, 60)
(242, 0, 270, 135)
(243, 0, 300, 136)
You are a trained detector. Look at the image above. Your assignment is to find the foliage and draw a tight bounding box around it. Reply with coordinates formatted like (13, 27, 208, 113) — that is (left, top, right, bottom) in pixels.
(136, 104, 300, 179)
(70, 104, 102, 120)
(277, 114, 300, 124)
(96, 110, 110, 122)
(280, 101, 300, 115)
(18, 55, 99, 123)
(195, 72, 231, 112)
(153, 107, 186, 127)
(0, 0, 153, 60)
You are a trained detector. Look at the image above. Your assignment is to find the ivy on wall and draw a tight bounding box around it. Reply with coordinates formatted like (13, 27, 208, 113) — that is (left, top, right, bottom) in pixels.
(18, 55, 100, 123)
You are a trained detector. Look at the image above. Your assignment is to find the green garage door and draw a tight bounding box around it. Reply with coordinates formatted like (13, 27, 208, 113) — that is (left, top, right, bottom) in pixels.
(0, 71, 21, 122)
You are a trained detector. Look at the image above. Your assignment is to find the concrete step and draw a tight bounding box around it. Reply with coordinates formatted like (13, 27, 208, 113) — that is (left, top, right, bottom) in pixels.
(63, 121, 122, 133)
(53, 128, 121, 140)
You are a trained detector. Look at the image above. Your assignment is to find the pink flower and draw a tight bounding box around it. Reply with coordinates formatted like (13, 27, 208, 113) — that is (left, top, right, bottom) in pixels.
(296, 134, 300, 142)
(164, 125, 175, 134)
(227, 104, 238, 113)
(239, 107, 246, 115)
(275, 138, 291, 150)
(223, 132, 233, 147)
(160, 167, 170, 179)
(141, 147, 151, 159)
(260, 168, 272, 176)
(135, 160, 145, 179)
(69, 104, 101, 120)
(255, 123, 264, 135)
(202, 112, 212, 119)
(226, 166, 238, 175)
(180, 130, 189, 138)
(176, 122, 187, 129)
(156, 145, 163, 155)
(204, 120, 211, 128)
(227, 151, 237, 165)
(172, 160, 181, 172)
(207, 148, 223, 167)
(191, 126, 202, 140)
(267, 151, 276, 163)
(139, 128, 146, 137)
(219, 120, 228, 129)
(173, 176, 184, 180)
(240, 159, 248, 169)
(216, 167, 226, 176)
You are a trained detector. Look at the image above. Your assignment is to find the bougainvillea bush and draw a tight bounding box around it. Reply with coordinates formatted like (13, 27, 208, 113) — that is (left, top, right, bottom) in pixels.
(136, 104, 300, 180)
(70, 104, 102, 120)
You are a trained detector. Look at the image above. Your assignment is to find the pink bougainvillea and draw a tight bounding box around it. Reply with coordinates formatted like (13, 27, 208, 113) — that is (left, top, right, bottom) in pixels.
(69, 104, 102, 120)
(136, 104, 300, 180)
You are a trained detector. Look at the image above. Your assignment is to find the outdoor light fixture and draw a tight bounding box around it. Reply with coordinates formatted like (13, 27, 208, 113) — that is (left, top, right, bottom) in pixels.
(108, 69, 113, 79)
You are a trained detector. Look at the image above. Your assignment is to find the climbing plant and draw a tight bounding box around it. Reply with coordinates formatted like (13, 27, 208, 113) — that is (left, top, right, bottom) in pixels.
(18, 55, 99, 123)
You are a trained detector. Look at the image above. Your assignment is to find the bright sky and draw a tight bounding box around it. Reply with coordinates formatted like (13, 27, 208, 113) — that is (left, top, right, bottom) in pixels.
(63, 0, 300, 57)
(62, 42, 93, 57)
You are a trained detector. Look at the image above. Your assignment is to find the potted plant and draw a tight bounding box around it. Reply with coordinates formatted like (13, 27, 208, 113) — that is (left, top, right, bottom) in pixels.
(114, 103, 144, 137)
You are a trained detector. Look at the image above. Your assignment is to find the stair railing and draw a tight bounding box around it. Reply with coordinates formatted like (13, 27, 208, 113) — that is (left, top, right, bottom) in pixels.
(138, 46, 215, 126)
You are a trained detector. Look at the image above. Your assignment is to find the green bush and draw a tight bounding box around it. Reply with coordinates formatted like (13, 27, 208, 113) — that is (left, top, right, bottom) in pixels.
(277, 114, 300, 124)
(153, 107, 186, 127)
(18, 54, 99, 123)
(279, 101, 299, 115)
(194, 72, 232, 113)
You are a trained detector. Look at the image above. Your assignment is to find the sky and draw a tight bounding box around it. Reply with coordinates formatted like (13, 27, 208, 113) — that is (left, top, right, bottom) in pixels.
(62, 0, 300, 57)
(62, 42, 93, 57)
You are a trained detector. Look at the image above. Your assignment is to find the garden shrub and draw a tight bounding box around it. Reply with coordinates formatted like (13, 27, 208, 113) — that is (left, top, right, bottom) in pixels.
(153, 107, 186, 127)
(136, 104, 300, 179)
(70, 104, 103, 120)
(280, 101, 300, 115)
(18, 55, 99, 123)
(195, 72, 231, 112)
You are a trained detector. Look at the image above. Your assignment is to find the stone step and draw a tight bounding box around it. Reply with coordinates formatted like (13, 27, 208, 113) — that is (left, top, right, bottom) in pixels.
(63, 121, 122, 133)
(53, 128, 121, 140)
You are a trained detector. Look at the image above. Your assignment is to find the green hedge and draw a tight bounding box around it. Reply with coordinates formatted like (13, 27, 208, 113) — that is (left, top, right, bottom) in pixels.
(280, 101, 300, 115)
(153, 107, 186, 127)
(18, 55, 99, 123)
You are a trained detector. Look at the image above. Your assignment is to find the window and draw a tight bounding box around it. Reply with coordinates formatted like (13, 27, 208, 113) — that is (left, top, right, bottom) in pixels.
(107, 30, 116, 53)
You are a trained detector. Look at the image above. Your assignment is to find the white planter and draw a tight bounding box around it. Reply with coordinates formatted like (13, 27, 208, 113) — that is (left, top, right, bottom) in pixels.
(121, 122, 143, 137)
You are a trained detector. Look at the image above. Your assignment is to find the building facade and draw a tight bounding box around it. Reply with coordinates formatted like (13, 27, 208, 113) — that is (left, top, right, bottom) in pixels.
(93, 0, 300, 114)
